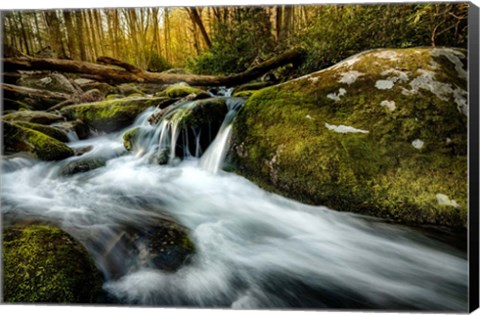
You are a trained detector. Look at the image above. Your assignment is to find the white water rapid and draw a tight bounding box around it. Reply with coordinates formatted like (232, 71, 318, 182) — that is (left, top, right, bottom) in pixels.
(1, 97, 468, 311)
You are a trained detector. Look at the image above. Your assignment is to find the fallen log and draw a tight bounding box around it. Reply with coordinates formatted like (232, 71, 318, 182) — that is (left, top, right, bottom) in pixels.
(3, 83, 70, 106)
(3, 48, 305, 87)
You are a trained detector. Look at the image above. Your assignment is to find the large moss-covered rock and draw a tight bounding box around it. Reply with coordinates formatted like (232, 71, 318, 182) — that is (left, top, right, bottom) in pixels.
(60, 96, 165, 132)
(231, 47, 467, 227)
(3, 121, 74, 160)
(2, 225, 103, 303)
(2, 110, 64, 124)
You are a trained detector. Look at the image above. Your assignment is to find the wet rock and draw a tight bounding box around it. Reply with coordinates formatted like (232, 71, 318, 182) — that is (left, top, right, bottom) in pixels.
(60, 157, 108, 176)
(101, 221, 195, 279)
(2, 225, 103, 303)
(60, 96, 163, 132)
(171, 97, 228, 129)
(231, 47, 467, 227)
(51, 119, 90, 140)
(122, 127, 140, 151)
(3, 121, 74, 161)
(74, 145, 94, 156)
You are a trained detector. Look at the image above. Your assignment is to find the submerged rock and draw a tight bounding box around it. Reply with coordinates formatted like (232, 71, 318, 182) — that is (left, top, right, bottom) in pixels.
(59, 157, 108, 176)
(101, 221, 195, 279)
(231, 47, 467, 227)
(60, 96, 164, 132)
(3, 121, 74, 161)
(2, 225, 103, 303)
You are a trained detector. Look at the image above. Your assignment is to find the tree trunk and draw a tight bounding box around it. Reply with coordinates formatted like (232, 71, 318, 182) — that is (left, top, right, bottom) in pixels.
(17, 13, 31, 55)
(74, 11, 87, 61)
(186, 8, 212, 49)
(3, 47, 304, 86)
(3, 83, 70, 104)
(44, 11, 67, 59)
(63, 11, 78, 59)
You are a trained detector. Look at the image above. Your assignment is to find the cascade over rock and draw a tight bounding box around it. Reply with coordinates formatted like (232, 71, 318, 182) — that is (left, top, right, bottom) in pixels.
(60, 96, 166, 132)
(230, 47, 468, 227)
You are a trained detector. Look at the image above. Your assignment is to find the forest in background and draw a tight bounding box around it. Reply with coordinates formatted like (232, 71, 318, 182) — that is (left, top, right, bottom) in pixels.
(2, 3, 469, 78)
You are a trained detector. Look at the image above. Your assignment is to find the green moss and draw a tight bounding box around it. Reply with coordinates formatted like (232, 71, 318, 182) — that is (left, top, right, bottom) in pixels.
(231, 47, 467, 227)
(157, 85, 209, 98)
(2, 225, 103, 303)
(14, 121, 69, 142)
(60, 96, 166, 132)
(232, 90, 256, 98)
(122, 127, 140, 151)
(233, 81, 273, 94)
(3, 121, 74, 160)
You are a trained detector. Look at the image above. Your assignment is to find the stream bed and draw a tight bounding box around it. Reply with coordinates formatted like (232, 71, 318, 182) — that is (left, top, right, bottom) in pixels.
(1, 98, 468, 311)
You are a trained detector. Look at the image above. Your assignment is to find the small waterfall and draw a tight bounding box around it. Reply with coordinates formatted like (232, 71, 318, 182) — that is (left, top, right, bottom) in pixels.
(128, 96, 245, 169)
(200, 98, 245, 173)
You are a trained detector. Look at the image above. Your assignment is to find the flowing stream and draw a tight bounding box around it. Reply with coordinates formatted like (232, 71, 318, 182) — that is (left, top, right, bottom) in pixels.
(1, 96, 468, 310)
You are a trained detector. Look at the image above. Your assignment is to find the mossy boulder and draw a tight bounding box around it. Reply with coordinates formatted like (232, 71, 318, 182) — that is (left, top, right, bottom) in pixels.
(3, 121, 74, 160)
(2, 225, 103, 303)
(156, 84, 209, 98)
(231, 47, 467, 227)
(14, 121, 69, 142)
(170, 98, 228, 129)
(2, 110, 64, 124)
(60, 96, 165, 132)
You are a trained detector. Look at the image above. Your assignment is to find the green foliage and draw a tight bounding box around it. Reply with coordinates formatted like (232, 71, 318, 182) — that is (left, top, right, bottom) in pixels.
(147, 52, 172, 72)
(3, 225, 103, 303)
(295, 4, 468, 75)
(189, 7, 275, 75)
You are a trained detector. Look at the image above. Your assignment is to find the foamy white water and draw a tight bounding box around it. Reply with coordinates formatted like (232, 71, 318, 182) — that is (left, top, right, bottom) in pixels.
(0, 102, 468, 311)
